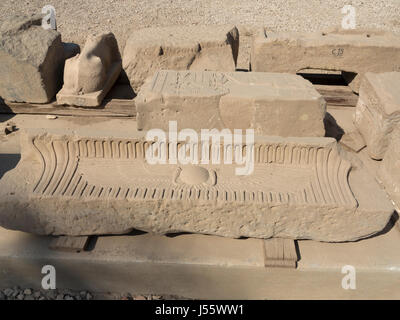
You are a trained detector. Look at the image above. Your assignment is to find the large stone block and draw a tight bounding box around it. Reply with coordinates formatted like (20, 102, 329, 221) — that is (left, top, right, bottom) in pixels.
(0, 128, 393, 242)
(56, 33, 122, 107)
(122, 25, 239, 91)
(0, 14, 65, 103)
(354, 72, 400, 160)
(379, 128, 400, 209)
(136, 70, 326, 137)
(250, 28, 400, 92)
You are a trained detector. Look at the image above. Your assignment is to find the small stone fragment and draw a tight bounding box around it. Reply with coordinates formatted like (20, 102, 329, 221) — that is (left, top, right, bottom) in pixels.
(23, 288, 32, 295)
(4, 123, 17, 135)
(136, 70, 326, 137)
(3, 288, 13, 297)
(46, 290, 57, 300)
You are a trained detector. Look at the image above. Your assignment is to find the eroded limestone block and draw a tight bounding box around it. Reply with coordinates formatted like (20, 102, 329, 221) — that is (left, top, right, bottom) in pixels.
(136, 70, 326, 136)
(250, 28, 400, 93)
(0, 128, 393, 242)
(56, 33, 122, 107)
(379, 128, 400, 208)
(122, 25, 239, 91)
(354, 72, 400, 160)
(0, 14, 65, 103)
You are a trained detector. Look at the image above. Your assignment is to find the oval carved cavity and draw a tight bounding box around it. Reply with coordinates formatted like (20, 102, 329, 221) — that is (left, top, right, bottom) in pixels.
(179, 166, 209, 185)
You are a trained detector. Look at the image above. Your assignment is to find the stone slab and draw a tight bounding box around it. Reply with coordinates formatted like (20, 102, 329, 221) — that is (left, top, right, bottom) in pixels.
(136, 70, 326, 137)
(354, 72, 400, 160)
(122, 25, 239, 91)
(250, 28, 400, 93)
(56, 33, 122, 107)
(1, 226, 400, 299)
(0, 128, 394, 242)
(0, 14, 65, 103)
(379, 128, 400, 209)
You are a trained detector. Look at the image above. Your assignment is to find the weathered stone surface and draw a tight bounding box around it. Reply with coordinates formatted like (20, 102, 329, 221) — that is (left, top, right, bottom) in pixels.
(354, 72, 400, 160)
(122, 25, 239, 91)
(56, 33, 122, 107)
(0, 128, 393, 242)
(250, 28, 400, 92)
(339, 131, 366, 153)
(136, 70, 326, 137)
(0, 14, 65, 103)
(379, 128, 400, 209)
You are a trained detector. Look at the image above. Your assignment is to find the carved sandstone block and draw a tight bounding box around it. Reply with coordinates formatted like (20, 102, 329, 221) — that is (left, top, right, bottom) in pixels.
(0, 14, 65, 103)
(56, 33, 122, 107)
(354, 72, 400, 160)
(0, 129, 393, 242)
(136, 70, 326, 137)
(122, 25, 239, 91)
(250, 28, 400, 93)
(379, 128, 400, 209)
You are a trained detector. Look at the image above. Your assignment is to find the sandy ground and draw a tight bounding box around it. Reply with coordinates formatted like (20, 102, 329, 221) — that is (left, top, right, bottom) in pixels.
(1, 0, 400, 68)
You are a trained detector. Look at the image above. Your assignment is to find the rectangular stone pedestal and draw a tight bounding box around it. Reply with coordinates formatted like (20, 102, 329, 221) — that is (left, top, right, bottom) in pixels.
(136, 70, 326, 137)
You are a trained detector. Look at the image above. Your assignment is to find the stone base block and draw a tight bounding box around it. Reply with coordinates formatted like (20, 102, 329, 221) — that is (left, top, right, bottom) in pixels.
(136, 70, 326, 137)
